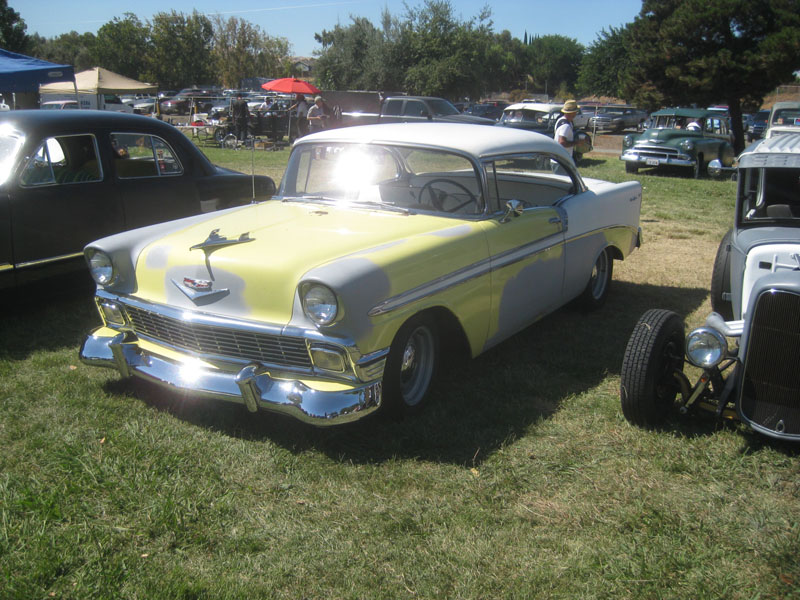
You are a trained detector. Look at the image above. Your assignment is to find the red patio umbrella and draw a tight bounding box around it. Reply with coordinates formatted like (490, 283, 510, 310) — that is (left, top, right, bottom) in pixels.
(261, 78, 320, 95)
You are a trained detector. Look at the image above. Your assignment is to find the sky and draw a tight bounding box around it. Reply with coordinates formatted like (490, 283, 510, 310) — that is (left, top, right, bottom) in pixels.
(17, 0, 642, 58)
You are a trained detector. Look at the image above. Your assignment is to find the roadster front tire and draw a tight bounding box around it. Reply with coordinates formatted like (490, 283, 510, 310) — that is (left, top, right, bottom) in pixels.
(710, 229, 734, 321)
(620, 309, 685, 427)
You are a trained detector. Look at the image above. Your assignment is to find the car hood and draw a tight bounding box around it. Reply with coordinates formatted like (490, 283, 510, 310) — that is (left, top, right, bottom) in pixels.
(132, 200, 488, 326)
(635, 129, 701, 144)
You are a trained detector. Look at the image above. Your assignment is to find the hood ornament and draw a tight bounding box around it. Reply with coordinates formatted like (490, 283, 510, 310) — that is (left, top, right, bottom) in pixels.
(172, 277, 229, 305)
(191, 229, 254, 255)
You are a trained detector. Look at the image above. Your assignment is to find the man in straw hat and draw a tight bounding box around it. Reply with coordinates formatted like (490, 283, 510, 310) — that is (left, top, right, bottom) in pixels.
(555, 99, 580, 162)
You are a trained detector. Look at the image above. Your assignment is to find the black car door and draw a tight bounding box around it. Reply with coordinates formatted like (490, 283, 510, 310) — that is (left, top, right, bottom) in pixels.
(9, 132, 125, 284)
(110, 132, 199, 229)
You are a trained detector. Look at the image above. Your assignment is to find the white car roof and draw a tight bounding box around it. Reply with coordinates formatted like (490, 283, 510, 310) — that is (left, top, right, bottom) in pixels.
(297, 122, 573, 162)
(739, 132, 800, 168)
(503, 102, 562, 112)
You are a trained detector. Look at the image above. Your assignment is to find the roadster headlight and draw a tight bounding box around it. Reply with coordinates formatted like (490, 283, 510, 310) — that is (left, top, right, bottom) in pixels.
(86, 249, 117, 286)
(686, 327, 728, 368)
(301, 283, 338, 326)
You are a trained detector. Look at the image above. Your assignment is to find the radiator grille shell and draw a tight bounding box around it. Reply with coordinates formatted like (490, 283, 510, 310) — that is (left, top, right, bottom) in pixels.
(124, 304, 312, 369)
(739, 289, 800, 436)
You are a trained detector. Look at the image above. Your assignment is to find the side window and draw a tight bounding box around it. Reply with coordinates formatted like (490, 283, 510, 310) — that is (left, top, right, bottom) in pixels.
(403, 101, 427, 117)
(111, 133, 183, 178)
(20, 134, 102, 186)
(485, 154, 578, 213)
(383, 99, 403, 116)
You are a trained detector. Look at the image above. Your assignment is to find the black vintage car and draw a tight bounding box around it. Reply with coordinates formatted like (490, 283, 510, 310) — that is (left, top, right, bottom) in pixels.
(0, 110, 276, 289)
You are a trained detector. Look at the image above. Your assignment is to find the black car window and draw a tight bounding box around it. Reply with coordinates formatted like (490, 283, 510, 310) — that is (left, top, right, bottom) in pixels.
(20, 134, 102, 187)
(382, 99, 403, 116)
(403, 101, 427, 117)
(111, 133, 184, 178)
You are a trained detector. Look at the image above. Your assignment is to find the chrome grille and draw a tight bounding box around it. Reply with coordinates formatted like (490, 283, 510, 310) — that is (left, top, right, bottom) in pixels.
(740, 290, 800, 436)
(632, 144, 680, 160)
(124, 304, 312, 368)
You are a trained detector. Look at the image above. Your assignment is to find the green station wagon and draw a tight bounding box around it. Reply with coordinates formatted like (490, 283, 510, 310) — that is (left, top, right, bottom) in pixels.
(620, 108, 735, 177)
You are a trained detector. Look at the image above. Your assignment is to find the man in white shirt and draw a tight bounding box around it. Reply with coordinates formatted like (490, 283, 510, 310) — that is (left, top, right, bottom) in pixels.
(555, 99, 580, 162)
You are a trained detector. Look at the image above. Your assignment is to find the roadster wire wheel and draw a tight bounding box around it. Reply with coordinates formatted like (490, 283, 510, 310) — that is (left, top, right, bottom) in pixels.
(620, 309, 685, 428)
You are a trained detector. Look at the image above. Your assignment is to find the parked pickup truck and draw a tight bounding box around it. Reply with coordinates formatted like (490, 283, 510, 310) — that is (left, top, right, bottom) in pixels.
(324, 92, 495, 127)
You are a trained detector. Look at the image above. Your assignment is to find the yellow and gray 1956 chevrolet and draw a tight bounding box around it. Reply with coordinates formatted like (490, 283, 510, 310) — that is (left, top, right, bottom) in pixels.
(80, 123, 642, 425)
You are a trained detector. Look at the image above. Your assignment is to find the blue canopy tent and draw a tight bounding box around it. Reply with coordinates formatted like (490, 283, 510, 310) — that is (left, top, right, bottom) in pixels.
(0, 48, 75, 107)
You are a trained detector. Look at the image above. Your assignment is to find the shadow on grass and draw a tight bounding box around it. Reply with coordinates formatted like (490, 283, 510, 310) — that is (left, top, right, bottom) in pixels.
(101, 280, 711, 465)
(0, 278, 98, 361)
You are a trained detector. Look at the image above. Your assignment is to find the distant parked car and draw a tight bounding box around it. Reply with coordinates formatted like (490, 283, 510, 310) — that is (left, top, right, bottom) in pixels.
(497, 102, 592, 160)
(620, 107, 735, 177)
(620, 133, 800, 442)
(747, 109, 770, 142)
(588, 105, 648, 132)
(464, 102, 509, 121)
(41, 100, 79, 110)
(0, 110, 276, 289)
(80, 123, 641, 425)
(160, 89, 218, 115)
(765, 102, 800, 139)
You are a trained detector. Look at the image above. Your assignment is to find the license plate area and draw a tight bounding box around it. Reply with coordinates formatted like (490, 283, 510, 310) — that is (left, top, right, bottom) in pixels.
(646, 158, 659, 166)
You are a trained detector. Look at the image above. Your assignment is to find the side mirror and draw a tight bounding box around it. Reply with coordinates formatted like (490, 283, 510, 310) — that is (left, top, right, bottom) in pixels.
(500, 199, 524, 223)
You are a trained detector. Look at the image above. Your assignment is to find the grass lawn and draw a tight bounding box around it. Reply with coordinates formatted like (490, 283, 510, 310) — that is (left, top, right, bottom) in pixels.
(1, 142, 798, 599)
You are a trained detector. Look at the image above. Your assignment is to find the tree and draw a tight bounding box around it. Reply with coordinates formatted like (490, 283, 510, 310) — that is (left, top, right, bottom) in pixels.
(0, 0, 28, 53)
(576, 26, 632, 99)
(313, 17, 387, 90)
(94, 14, 150, 80)
(525, 35, 584, 98)
(624, 0, 800, 152)
(211, 15, 290, 88)
(146, 11, 214, 89)
(28, 31, 96, 71)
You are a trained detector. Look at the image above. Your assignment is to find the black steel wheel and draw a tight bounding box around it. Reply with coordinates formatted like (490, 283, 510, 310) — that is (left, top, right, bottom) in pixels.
(576, 248, 613, 310)
(620, 309, 685, 427)
(382, 314, 438, 417)
(710, 229, 734, 320)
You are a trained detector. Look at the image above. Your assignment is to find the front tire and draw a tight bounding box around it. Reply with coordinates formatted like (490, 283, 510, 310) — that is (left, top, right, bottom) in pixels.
(382, 315, 439, 418)
(693, 154, 705, 179)
(620, 309, 685, 428)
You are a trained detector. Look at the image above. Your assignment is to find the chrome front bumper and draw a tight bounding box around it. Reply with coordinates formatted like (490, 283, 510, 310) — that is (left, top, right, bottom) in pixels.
(620, 151, 694, 168)
(81, 328, 382, 426)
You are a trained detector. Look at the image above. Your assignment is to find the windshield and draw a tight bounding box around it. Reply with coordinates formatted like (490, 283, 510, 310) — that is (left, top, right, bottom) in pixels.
(0, 124, 24, 185)
(500, 109, 555, 126)
(279, 142, 484, 216)
(740, 167, 800, 224)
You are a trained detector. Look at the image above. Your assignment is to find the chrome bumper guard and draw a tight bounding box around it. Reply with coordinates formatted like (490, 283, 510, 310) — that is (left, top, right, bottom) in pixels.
(80, 329, 382, 426)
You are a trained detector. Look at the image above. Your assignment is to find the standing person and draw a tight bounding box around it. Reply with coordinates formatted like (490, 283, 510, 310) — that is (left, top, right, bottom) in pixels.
(554, 99, 580, 163)
(289, 94, 309, 137)
(307, 96, 327, 133)
(231, 93, 250, 142)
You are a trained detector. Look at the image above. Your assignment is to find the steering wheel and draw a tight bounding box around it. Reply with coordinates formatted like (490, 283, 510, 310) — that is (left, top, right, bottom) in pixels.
(420, 178, 480, 213)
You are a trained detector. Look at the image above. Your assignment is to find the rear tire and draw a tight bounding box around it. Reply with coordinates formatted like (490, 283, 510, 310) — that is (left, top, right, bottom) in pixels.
(576, 248, 613, 310)
(620, 309, 685, 427)
(710, 229, 734, 320)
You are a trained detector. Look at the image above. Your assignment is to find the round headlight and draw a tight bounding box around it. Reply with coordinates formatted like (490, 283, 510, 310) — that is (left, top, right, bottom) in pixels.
(87, 249, 117, 286)
(302, 283, 338, 326)
(681, 140, 695, 152)
(686, 327, 728, 368)
(623, 134, 634, 148)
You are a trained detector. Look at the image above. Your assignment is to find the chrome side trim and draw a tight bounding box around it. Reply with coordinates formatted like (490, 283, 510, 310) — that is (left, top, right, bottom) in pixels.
(369, 231, 563, 317)
(0, 263, 13, 272)
(15, 252, 84, 269)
